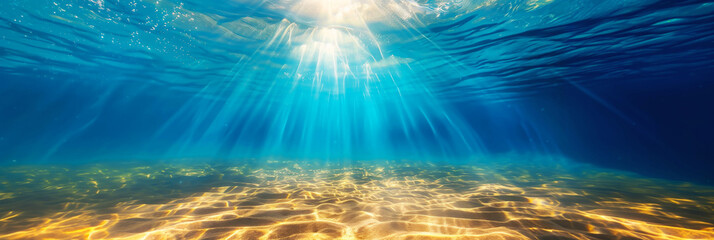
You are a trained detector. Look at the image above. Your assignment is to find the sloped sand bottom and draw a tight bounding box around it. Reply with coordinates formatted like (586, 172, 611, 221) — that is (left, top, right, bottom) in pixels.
(0, 160, 713, 239)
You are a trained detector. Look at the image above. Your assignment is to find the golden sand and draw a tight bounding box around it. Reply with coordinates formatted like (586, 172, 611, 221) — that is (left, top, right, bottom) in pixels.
(0, 161, 713, 239)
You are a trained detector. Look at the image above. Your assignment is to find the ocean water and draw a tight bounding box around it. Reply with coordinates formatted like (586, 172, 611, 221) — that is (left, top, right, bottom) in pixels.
(1, 0, 714, 239)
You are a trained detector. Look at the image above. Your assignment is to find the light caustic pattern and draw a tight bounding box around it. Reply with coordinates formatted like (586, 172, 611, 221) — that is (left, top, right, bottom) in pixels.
(1, 161, 713, 239)
(155, 0, 484, 159)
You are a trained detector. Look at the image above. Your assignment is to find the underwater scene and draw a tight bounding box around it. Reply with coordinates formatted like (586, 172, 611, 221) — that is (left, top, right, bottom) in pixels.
(1, 0, 714, 239)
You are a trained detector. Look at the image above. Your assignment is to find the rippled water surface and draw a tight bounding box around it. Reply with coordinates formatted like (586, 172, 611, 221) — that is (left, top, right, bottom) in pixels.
(2, 0, 713, 160)
(1, 0, 714, 239)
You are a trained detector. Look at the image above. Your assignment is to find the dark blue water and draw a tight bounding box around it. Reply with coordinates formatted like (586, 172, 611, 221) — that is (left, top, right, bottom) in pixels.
(1, 0, 713, 183)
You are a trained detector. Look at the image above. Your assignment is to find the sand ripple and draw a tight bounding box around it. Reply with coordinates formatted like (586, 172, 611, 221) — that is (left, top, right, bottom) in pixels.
(0, 161, 713, 239)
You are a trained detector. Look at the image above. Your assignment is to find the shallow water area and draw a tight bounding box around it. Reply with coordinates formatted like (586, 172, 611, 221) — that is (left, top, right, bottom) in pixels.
(1, 159, 713, 240)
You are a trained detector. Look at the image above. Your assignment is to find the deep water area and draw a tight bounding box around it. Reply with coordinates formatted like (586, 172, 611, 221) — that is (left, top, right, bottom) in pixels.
(1, 0, 714, 239)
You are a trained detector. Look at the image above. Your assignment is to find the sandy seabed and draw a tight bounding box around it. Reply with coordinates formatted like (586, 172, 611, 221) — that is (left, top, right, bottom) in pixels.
(0, 160, 713, 240)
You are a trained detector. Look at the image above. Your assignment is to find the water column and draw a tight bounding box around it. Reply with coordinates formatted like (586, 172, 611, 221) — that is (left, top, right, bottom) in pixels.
(158, 0, 484, 161)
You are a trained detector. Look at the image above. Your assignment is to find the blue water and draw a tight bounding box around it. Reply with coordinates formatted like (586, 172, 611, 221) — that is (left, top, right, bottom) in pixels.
(2, 1, 714, 238)
(1, 0, 713, 183)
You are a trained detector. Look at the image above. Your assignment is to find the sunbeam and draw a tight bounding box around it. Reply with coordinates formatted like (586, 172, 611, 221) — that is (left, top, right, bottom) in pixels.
(142, 0, 487, 160)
